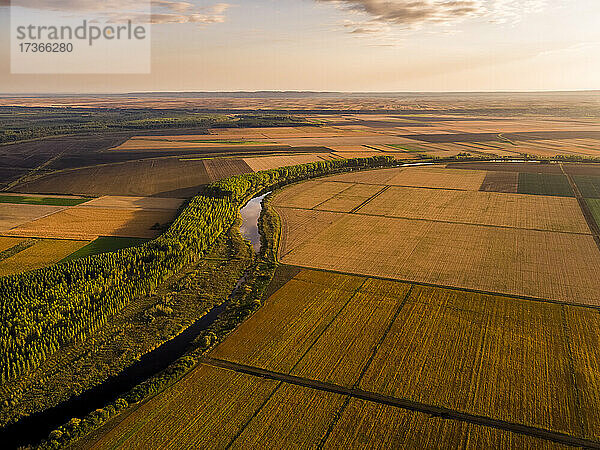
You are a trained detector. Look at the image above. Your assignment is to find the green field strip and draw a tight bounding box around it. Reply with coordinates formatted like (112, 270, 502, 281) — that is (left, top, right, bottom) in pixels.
(574, 176, 600, 198)
(587, 199, 600, 231)
(59, 236, 150, 263)
(517, 173, 575, 197)
(0, 195, 91, 206)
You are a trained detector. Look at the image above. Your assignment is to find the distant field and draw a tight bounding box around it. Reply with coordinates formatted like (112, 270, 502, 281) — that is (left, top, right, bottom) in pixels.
(243, 154, 328, 172)
(0, 195, 90, 206)
(59, 236, 150, 263)
(574, 176, 600, 198)
(0, 203, 66, 232)
(517, 173, 574, 197)
(203, 158, 253, 180)
(274, 167, 599, 304)
(356, 186, 589, 233)
(314, 184, 385, 213)
(587, 199, 600, 228)
(479, 171, 519, 193)
(4, 207, 176, 240)
(12, 158, 213, 198)
(80, 196, 185, 211)
(0, 239, 89, 277)
(277, 210, 600, 305)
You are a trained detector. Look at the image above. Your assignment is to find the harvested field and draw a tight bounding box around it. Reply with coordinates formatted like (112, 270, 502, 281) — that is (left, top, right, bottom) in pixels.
(278, 208, 345, 256)
(449, 162, 564, 173)
(564, 164, 600, 177)
(4, 206, 176, 240)
(230, 384, 345, 449)
(479, 171, 519, 193)
(290, 278, 411, 387)
(277, 212, 600, 305)
(210, 270, 365, 372)
(384, 167, 488, 190)
(0, 239, 89, 276)
(0, 203, 66, 232)
(359, 285, 600, 439)
(574, 176, 600, 198)
(273, 180, 353, 210)
(324, 168, 404, 185)
(324, 399, 570, 449)
(517, 173, 574, 197)
(0, 237, 25, 252)
(80, 365, 279, 450)
(203, 158, 253, 180)
(13, 158, 212, 198)
(79, 196, 185, 211)
(356, 187, 589, 233)
(243, 154, 327, 172)
(314, 184, 386, 213)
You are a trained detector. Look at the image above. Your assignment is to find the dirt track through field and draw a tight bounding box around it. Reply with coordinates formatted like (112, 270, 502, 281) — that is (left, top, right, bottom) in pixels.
(202, 357, 599, 449)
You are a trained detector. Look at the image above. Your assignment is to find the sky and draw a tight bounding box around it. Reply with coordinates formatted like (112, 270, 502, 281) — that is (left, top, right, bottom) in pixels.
(0, 0, 599, 93)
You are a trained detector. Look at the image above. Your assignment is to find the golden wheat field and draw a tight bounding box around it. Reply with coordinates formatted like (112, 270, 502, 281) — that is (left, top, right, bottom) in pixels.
(79, 196, 185, 210)
(357, 186, 589, 233)
(290, 278, 411, 387)
(323, 399, 570, 450)
(278, 208, 345, 256)
(230, 384, 345, 449)
(210, 270, 365, 372)
(0, 239, 89, 276)
(278, 212, 600, 305)
(0, 236, 25, 252)
(80, 364, 279, 450)
(314, 183, 386, 213)
(0, 204, 67, 232)
(4, 207, 176, 240)
(359, 285, 600, 438)
(272, 180, 353, 210)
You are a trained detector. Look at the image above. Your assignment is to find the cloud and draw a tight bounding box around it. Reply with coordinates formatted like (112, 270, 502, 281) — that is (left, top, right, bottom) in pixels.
(319, 0, 549, 33)
(5, 0, 232, 25)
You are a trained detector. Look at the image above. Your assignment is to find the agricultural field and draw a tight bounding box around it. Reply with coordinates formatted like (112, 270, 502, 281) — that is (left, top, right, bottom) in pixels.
(587, 199, 600, 228)
(81, 269, 600, 448)
(574, 176, 600, 198)
(323, 399, 569, 449)
(273, 165, 600, 304)
(4, 206, 177, 240)
(0, 239, 89, 276)
(359, 285, 599, 439)
(517, 173, 574, 197)
(242, 154, 330, 172)
(0, 236, 25, 253)
(59, 237, 150, 263)
(357, 186, 588, 233)
(0, 203, 67, 232)
(0, 194, 89, 206)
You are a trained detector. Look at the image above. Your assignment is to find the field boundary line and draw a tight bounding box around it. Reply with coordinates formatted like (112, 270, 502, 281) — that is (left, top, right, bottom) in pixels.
(275, 205, 594, 236)
(349, 185, 390, 213)
(202, 357, 600, 449)
(283, 266, 600, 312)
(310, 183, 359, 210)
(288, 278, 369, 373)
(352, 285, 414, 388)
(224, 381, 283, 449)
(560, 307, 586, 438)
